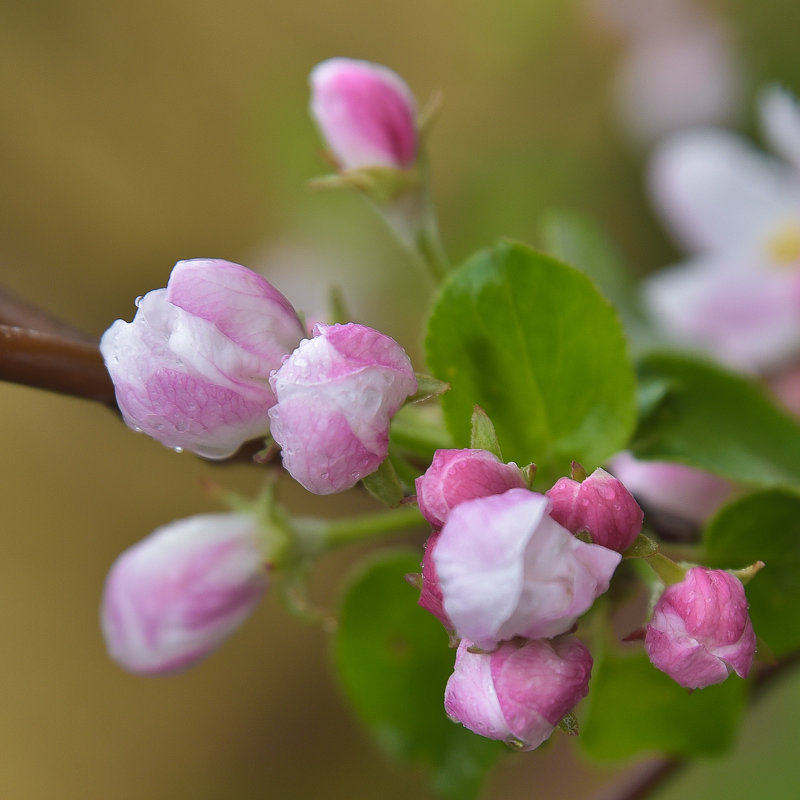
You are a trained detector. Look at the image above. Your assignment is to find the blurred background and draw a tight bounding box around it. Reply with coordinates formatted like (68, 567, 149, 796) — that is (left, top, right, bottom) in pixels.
(2, 1, 800, 798)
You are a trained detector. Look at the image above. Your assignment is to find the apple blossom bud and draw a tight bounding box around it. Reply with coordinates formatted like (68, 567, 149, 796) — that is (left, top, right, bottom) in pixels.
(444, 636, 593, 751)
(100, 259, 305, 459)
(434, 489, 621, 650)
(101, 512, 274, 675)
(309, 58, 417, 171)
(415, 449, 527, 529)
(645, 566, 756, 689)
(546, 467, 643, 552)
(268, 322, 417, 494)
(418, 532, 453, 632)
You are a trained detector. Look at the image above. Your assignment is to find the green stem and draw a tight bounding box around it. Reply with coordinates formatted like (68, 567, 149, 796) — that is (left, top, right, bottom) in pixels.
(414, 211, 450, 283)
(293, 505, 426, 557)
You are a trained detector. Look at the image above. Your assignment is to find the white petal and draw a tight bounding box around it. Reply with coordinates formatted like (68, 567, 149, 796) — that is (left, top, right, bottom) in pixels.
(648, 129, 800, 252)
(760, 85, 800, 172)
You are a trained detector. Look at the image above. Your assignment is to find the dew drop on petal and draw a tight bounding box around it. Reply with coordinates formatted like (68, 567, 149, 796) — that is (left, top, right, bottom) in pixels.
(173, 446, 184, 454)
(134, 295, 143, 308)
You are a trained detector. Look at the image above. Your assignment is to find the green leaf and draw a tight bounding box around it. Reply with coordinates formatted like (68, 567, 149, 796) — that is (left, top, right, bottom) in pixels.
(704, 489, 800, 657)
(539, 208, 656, 351)
(334, 551, 504, 799)
(425, 240, 636, 480)
(580, 647, 748, 760)
(632, 352, 800, 487)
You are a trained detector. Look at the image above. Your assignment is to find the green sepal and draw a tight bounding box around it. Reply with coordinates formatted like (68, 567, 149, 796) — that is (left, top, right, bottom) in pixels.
(469, 405, 503, 459)
(361, 457, 404, 508)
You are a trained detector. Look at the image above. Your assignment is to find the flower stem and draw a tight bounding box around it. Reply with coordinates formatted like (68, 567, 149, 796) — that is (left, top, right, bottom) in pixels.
(293, 505, 425, 557)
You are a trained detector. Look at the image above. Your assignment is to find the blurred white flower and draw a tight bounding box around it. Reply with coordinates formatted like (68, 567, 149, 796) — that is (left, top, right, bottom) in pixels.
(644, 86, 800, 373)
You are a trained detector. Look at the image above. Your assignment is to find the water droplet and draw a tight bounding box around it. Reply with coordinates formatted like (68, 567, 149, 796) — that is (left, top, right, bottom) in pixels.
(173, 446, 184, 454)
(134, 295, 143, 308)
(112, 354, 119, 364)
(175, 420, 188, 432)
(132, 426, 143, 433)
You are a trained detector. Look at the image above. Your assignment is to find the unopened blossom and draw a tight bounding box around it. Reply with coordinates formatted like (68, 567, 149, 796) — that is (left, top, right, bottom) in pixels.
(644, 86, 800, 373)
(418, 532, 453, 632)
(444, 636, 593, 751)
(434, 489, 621, 650)
(546, 467, 643, 552)
(100, 259, 305, 459)
(101, 512, 274, 675)
(268, 322, 417, 494)
(415, 448, 527, 530)
(645, 566, 756, 689)
(609, 452, 735, 525)
(309, 57, 417, 171)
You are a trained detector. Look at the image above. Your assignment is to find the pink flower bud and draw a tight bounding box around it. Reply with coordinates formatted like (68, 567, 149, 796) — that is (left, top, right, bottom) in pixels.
(434, 489, 621, 650)
(444, 636, 593, 751)
(101, 513, 272, 675)
(415, 449, 527, 529)
(268, 323, 417, 494)
(608, 452, 734, 524)
(309, 58, 417, 171)
(418, 532, 453, 632)
(546, 467, 644, 552)
(645, 566, 756, 689)
(100, 259, 305, 459)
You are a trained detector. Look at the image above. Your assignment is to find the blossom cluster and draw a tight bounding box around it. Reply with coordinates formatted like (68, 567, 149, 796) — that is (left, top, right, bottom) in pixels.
(99, 256, 417, 672)
(412, 450, 756, 749)
(100, 258, 417, 492)
(94, 57, 759, 757)
(97, 57, 424, 675)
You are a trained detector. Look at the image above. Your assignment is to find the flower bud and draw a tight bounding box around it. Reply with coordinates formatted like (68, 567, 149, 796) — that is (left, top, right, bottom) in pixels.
(415, 449, 527, 529)
(546, 467, 643, 552)
(645, 566, 756, 689)
(309, 58, 417, 171)
(268, 323, 417, 494)
(444, 636, 593, 751)
(101, 512, 273, 674)
(418, 532, 453, 632)
(100, 259, 305, 459)
(608, 452, 734, 524)
(434, 489, 621, 650)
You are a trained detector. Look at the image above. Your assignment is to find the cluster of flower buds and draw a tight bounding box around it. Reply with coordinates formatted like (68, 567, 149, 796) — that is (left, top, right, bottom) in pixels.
(99, 257, 418, 672)
(412, 449, 759, 748)
(412, 451, 644, 749)
(101, 258, 416, 494)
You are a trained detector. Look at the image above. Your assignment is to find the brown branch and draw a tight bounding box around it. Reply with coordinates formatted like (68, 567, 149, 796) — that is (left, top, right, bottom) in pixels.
(0, 284, 98, 344)
(0, 324, 117, 408)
